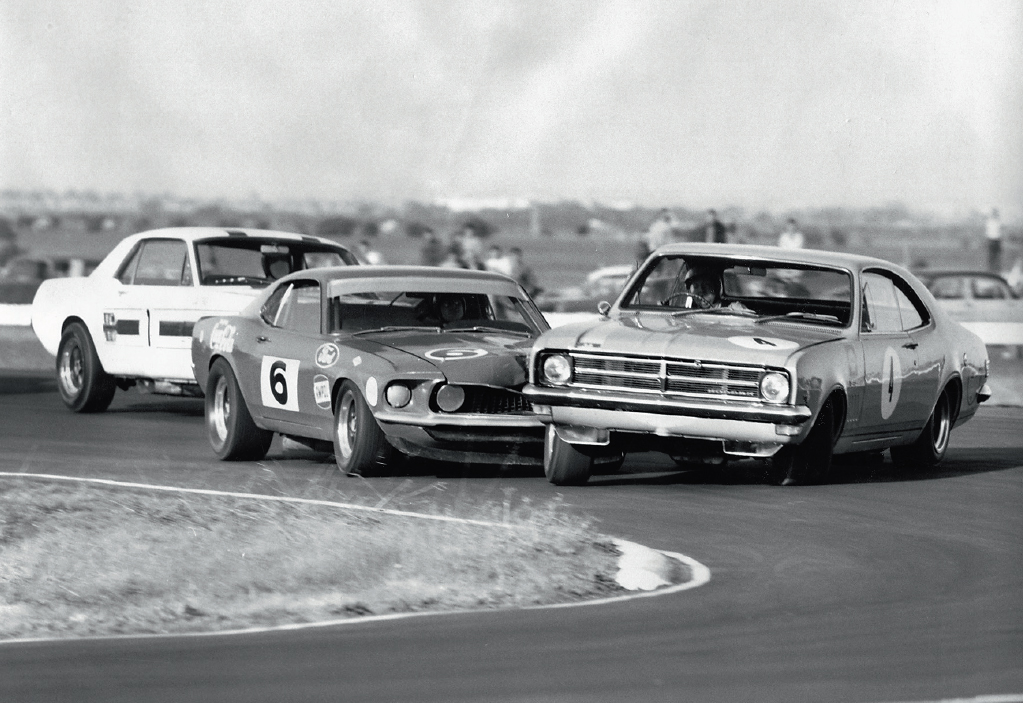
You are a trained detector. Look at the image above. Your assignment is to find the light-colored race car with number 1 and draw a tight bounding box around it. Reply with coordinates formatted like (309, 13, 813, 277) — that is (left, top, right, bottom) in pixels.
(31, 227, 358, 412)
(525, 244, 992, 485)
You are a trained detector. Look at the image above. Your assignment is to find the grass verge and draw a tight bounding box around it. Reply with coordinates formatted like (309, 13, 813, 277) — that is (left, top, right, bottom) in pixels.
(0, 480, 624, 640)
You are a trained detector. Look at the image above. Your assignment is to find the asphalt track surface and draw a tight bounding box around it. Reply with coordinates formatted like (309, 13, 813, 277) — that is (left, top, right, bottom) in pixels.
(1, 373, 1022, 703)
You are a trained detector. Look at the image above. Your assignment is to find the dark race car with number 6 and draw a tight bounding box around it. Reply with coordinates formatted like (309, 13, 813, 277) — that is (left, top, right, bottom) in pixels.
(191, 266, 550, 474)
(524, 243, 992, 486)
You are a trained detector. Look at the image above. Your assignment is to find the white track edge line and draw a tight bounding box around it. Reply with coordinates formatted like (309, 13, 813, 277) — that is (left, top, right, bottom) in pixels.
(0, 472, 711, 646)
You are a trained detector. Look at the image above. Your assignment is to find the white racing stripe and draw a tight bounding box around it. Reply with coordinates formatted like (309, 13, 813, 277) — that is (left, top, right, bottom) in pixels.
(0, 471, 711, 645)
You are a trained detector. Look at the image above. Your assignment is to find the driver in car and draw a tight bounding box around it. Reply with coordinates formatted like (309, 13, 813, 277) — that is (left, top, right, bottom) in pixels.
(676, 263, 751, 312)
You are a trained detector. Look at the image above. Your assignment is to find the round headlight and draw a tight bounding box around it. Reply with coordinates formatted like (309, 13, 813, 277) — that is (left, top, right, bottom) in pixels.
(542, 354, 572, 385)
(760, 372, 790, 404)
(435, 384, 466, 413)
(385, 383, 412, 408)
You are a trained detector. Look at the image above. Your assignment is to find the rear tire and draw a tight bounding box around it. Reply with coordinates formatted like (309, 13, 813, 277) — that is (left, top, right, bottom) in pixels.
(205, 359, 273, 460)
(56, 322, 116, 413)
(767, 400, 835, 486)
(333, 380, 396, 476)
(891, 388, 952, 469)
(543, 425, 593, 485)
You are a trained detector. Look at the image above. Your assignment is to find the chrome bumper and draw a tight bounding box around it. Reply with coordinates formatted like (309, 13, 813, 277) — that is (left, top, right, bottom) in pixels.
(523, 384, 812, 444)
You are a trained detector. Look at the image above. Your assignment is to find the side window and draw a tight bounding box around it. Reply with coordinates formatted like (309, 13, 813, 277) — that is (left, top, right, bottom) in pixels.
(273, 281, 321, 335)
(929, 277, 964, 299)
(131, 240, 190, 286)
(893, 282, 927, 330)
(861, 272, 902, 334)
(117, 244, 143, 284)
(261, 284, 289, 325)
(972, 277, 1008, 300)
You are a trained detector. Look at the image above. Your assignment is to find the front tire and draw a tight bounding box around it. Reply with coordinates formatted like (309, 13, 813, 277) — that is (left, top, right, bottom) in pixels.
(891, 388, 952, 469)
(768, 400, 835, 486)
(56, 322, 116, 413)
(205, 359, 273, 460)
(333, 380, 395, 476)
(543, 425, 593, 485)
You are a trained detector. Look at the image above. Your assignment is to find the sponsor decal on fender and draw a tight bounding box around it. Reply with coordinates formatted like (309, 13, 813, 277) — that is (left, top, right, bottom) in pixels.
(210, 319, 237, 353)
(880, 346, 902, 420)
(313, 374, 331, 409)
(727, 335, 799, 351)
(315, 342, 340, 368)
(425, 348, 489, 362)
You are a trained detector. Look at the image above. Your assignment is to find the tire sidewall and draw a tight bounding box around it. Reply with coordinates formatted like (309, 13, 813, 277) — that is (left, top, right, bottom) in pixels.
(56, 322, 113, 412)
(543, 424, 593, 485)
(205, 360, 236, 458)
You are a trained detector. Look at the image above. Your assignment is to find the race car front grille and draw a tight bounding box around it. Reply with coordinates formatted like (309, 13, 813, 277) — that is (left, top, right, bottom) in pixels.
(459, 386, 533, 415)
(568, 352, 771, 402)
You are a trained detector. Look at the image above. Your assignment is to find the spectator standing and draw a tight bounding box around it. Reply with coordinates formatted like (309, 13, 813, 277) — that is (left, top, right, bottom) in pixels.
(459, 225, 485, 270)
(357, 239, 386, 265)
(777, 218, 805, 249)
(483, 245, 512, 276)
(644, 209, 676, 252)
(705, 209, 727, 244)
(439, 244, 468, 269)
(986, 208, 1003, 273)
(507, 246, 541, 298)
(419, 229, 445, 267)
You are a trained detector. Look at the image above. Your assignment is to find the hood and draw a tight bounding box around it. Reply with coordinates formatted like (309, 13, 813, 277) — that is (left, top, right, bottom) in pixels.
(540, 311, 845, 365)
(367, 329, 533, 387)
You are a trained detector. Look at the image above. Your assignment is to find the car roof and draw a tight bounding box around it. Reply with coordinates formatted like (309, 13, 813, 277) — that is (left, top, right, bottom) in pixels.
(274, 265, 526, 297)
(119, 226, 349, 248)
(917, 269, 1009, 281)
(649, 243, 899, 271)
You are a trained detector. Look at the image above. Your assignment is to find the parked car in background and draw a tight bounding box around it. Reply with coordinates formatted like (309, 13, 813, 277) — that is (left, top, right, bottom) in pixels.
(525, 243, 991, 486)
(916, 270, 1023, 346)
(535, 264, 635, 327)
(191, 266, 550, 475)
(32, 227, 358, 412)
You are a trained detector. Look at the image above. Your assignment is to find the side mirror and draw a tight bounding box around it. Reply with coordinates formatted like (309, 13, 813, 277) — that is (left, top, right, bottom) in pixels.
(597, 301, 611, 317)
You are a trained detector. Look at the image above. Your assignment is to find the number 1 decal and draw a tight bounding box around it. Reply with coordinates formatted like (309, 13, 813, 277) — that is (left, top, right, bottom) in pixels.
(261, 356, 300, 411)
(880, 347, 902, 420)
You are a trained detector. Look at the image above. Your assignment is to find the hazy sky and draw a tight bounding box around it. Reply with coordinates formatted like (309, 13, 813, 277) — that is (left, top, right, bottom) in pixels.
(2, 0, 1021, 213)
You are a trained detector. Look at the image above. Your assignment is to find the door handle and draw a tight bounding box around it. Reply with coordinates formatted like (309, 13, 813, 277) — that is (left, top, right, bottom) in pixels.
(256, 336, 270, 343)
(902, 342, 918, 350)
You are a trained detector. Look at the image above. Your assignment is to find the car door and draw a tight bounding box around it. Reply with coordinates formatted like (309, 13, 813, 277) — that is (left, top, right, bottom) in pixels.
(893, 274, 943, 423)
(246, 279, 326, 431)
(99, 241, 159, 374)
(105, 237, 199, 380)
(857, 271, 923, 438)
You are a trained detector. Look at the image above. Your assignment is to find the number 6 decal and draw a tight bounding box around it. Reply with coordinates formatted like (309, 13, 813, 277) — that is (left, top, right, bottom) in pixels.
(261, 356, 300, 411)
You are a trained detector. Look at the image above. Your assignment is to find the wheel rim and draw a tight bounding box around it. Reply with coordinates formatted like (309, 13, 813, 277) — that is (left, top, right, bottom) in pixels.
(210, 375, 231, 444)
(337, 393, 356, 459)
(930, 394, 951, 455)
(59, 340, 84, 395)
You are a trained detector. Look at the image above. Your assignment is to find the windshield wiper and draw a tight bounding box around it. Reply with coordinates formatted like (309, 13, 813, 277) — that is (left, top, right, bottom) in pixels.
(669, 307, 757, 318)
(755, 311, 842, 325)
(352, 325, 442, 336)
(444, 325, 531, 336)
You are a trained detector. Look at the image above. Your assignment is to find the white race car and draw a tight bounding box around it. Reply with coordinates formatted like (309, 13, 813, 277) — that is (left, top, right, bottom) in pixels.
(31, 227, 359, 412)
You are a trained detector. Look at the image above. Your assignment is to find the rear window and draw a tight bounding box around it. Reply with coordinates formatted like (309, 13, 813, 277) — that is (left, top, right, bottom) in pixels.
(195, 238, 357, 287)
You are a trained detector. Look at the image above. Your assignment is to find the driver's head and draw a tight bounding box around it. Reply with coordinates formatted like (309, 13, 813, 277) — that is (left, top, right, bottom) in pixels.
(436, 294, 466, 323)
(683, 263, 722, 305)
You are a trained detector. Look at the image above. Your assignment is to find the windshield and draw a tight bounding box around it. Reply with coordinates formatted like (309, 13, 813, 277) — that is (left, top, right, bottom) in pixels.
(621, 255, 853, 326)
(195, 238, 357, 286)
(328, 290, 545, 335)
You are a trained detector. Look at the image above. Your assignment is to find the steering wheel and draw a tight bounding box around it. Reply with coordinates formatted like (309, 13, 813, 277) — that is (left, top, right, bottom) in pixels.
(661, 292, 711, 309)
